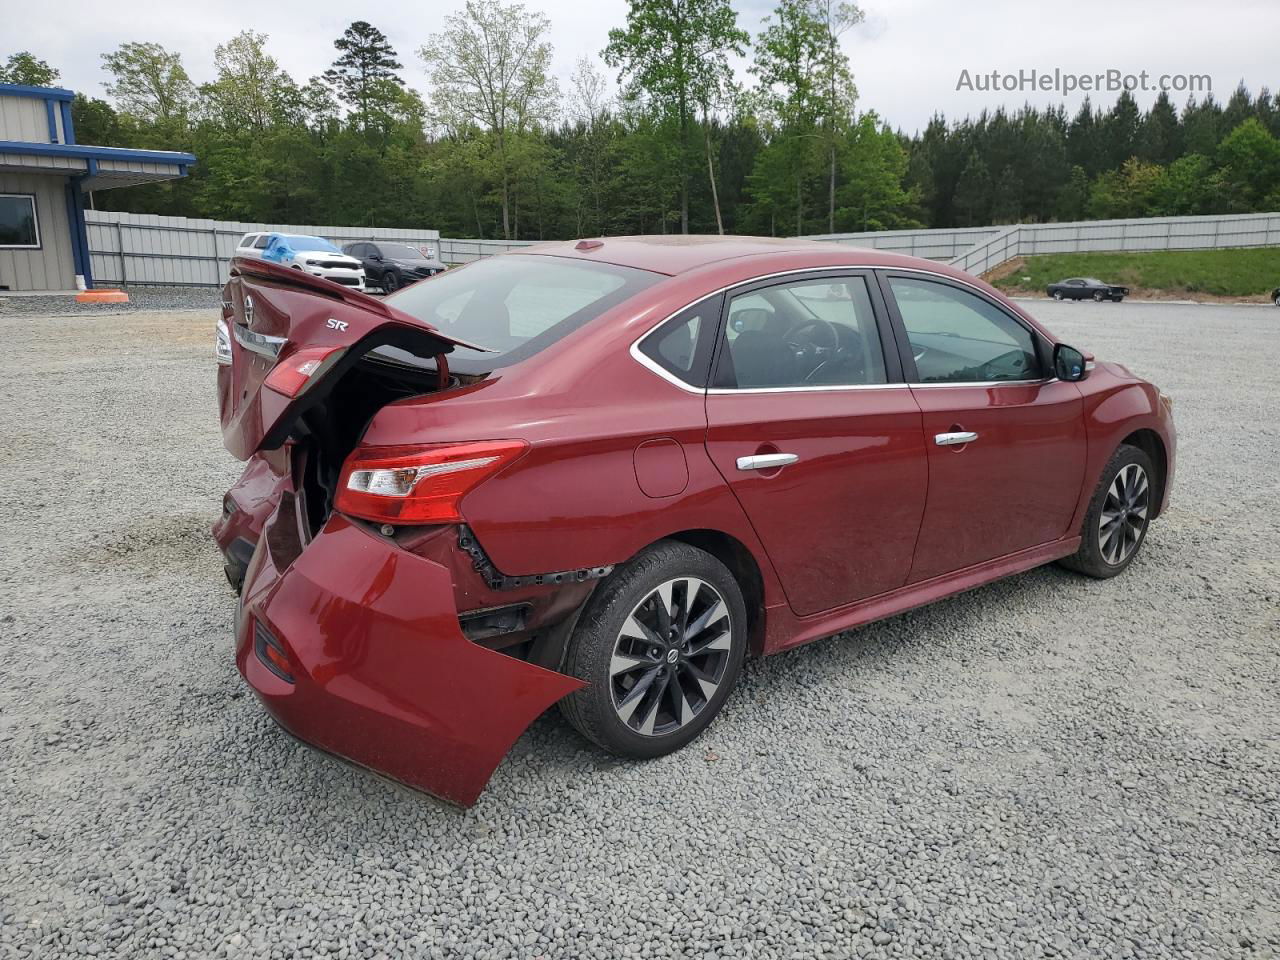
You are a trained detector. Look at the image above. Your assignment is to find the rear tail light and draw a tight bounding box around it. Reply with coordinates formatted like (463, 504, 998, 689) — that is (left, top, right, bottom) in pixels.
(334, 440, 528, 525)
(263, 345, 345, 398)
(254, 620, 295, 683)
(214, 319, 232, 365)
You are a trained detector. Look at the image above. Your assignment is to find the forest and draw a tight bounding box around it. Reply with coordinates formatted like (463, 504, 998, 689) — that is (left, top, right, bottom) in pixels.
(3, 0, 1279, 240)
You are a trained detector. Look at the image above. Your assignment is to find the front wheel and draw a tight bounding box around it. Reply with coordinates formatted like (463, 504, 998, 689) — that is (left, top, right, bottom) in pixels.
(1059, 444, 1155, 579)
(559, 541, 747, 758)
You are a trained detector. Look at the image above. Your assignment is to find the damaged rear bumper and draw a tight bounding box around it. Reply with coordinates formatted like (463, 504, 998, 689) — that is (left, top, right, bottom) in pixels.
(235, 511, 585, 807)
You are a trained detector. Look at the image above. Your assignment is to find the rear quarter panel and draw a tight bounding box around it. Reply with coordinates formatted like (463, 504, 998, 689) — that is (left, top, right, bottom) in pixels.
(359, 268, 790, 609)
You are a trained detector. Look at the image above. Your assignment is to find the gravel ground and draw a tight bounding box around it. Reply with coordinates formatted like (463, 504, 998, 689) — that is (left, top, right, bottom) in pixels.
(0, 301, 1276, 960)
(0, 287, 220, 318)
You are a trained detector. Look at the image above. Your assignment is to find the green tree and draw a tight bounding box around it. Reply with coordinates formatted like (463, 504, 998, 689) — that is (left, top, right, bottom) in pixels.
(101, 42, 195, 128)
(1054, 164, 1090, 220)
(835, 112, 914, 230)
(604, 0, 748, 233)
(0, 51, 59, 86)
(813, 0, 862, 232)
(1150, 154, 1216, 215)
(1216, 117, 1280, 210)
(419, 0, 559, 239)
(200, 31, 296, 132)
(953, 150, 991, 226)
(1137, 91, 1182, 165)
(749, 0, 827, 234)
(322, 22, 404, 131)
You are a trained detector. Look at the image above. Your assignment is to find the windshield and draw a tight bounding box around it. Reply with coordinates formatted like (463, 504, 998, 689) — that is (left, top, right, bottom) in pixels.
(383, 255, 660, 372)
(380, 243, 430, 260)
(285, 236, 341, 253)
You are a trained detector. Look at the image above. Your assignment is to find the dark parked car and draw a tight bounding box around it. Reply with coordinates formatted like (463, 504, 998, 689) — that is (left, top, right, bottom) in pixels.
(342, 241, 446, 293)
(213, 238, 1175, 806)
(1047, 277, 1129, 302)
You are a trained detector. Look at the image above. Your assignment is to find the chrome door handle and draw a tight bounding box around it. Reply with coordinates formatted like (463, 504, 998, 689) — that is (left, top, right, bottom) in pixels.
(736, 453, 799, 471)
(934, 431, 978, 446)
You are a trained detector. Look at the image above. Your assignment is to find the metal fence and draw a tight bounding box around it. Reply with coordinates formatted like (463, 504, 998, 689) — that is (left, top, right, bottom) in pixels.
(948, 212, 1280, 275)
(84, 209, 1280, 287)
(805, 225, 1005, 261)
(85, 211, 444, 287)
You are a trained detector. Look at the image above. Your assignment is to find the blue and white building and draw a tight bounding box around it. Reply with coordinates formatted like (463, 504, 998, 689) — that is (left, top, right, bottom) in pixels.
(0, 83, 195, 292)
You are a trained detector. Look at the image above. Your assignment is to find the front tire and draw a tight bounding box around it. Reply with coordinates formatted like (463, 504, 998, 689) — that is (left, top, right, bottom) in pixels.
(383, 272, 400, 293)
(559, 541, 747, 758)
(1059, 443, 1155, 579)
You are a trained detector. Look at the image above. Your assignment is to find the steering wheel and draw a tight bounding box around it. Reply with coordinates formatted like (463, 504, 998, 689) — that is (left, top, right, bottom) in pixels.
(784, 319, 841, 377)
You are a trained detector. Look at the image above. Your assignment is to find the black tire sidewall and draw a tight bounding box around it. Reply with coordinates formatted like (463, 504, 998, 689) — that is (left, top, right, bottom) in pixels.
(560, 541, 748, 759)
(1067, 444, 1156, 578)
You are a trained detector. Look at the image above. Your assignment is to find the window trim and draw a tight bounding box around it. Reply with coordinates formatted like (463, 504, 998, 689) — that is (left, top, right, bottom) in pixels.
(877, 270, 1054, 387)
(629, 265, 1056, 394)
(634, 294, 724, 389)
(0, 193, 40, 250)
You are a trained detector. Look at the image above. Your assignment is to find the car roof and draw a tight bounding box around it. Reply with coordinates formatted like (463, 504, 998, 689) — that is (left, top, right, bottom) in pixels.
(515, 234, 976, 278)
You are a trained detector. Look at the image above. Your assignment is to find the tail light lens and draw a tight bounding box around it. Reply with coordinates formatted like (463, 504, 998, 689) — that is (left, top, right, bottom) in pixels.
(334, 440, 528, 525)
(263, 346, 345, 398)
(214, 318, 232, 366)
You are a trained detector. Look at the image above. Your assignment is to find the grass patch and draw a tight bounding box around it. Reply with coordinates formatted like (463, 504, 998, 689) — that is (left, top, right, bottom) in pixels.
(990, 247, 1280, 298)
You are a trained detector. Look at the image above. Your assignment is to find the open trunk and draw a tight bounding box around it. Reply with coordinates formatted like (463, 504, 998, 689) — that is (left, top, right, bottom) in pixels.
(217, 256, 487, 531)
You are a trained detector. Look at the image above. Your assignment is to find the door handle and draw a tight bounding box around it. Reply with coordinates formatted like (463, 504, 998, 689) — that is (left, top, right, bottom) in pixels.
(934, 431, 978, 446)
(736, 453, 799, 471)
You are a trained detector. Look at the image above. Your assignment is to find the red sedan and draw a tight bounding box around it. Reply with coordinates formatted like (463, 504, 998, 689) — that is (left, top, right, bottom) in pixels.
(213, 237, 1176, 806)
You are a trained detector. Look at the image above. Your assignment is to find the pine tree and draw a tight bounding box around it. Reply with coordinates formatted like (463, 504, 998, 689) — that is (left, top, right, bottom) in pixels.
(323, 21, 404, 130)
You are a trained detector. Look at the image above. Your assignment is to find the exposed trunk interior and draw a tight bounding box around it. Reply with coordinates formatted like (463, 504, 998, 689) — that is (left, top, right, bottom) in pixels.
(294, 346, 480, 536)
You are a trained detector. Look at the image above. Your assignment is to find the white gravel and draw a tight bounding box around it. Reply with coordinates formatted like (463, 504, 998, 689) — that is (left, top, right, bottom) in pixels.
(0, 300, 1276, 959)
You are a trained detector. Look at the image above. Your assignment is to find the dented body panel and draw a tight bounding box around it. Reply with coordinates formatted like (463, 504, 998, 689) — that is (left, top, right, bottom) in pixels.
(214, 238, 1176, 806)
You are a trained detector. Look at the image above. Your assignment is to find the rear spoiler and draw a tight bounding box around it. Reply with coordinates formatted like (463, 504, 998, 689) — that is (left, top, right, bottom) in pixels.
(229, 256, 492, 353)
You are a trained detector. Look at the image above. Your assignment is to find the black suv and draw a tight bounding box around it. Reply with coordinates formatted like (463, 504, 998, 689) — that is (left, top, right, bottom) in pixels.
(342, 241, 447, 293)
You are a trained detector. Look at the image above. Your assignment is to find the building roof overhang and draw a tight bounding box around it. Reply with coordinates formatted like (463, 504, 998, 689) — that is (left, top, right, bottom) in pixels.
(0, 140, 194, 190)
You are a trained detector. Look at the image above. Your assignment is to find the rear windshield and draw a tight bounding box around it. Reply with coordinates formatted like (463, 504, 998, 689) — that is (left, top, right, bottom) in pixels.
(383, 254, 659, 372)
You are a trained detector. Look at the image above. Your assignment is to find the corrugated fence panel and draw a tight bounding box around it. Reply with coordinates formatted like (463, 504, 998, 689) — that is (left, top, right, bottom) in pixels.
(84, 210, 1279, 287)
(86, 210, 445, 287)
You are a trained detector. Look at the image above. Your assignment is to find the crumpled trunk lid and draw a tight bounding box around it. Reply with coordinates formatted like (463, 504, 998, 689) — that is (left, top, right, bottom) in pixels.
(217, 256, 482, 461)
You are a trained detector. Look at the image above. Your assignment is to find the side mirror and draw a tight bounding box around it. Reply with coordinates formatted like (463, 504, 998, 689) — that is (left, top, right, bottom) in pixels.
(1054, 343, 1088, 382)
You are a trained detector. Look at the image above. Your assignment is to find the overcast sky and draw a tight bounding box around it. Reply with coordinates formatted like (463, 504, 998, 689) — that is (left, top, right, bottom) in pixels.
(13, 0, 1278, 133)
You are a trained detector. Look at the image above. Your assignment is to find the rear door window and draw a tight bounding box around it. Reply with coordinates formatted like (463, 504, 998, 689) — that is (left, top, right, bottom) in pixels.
(714, 276, 888, 389)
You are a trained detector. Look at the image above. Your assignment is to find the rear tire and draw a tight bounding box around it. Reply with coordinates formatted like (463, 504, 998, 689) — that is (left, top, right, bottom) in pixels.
(383, 272, 400, 293)
(1059, 443, 1155, 579)
(1053, 291, 1064, 301)
(1273, 293, 1280, 307)
(559, 541, 747, 759)
(1093, 291, 1105, 302)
